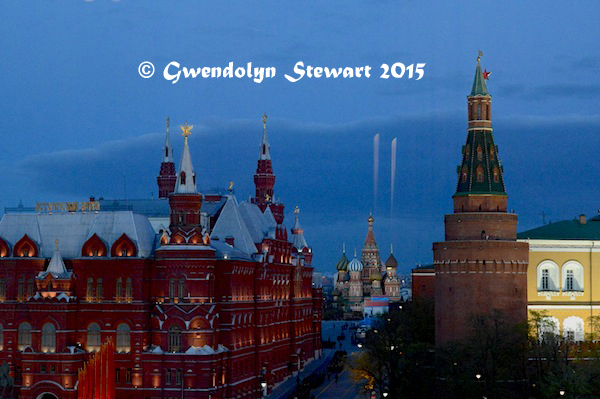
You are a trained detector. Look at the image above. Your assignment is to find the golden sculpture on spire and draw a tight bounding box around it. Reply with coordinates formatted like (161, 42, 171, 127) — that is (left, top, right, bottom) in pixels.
(262, 113, 268, 129)
(180, 121, 193, 138)
(228, 180, 234, 192)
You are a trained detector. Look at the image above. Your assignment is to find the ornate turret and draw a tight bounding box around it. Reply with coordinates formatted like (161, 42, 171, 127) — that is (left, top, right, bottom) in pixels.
(168, 122, 204, 244)
(157, 117, 177, 198)
(251, 114, 285, 224)
(455, 51, 506, 213)
(433, 53, 528, 345)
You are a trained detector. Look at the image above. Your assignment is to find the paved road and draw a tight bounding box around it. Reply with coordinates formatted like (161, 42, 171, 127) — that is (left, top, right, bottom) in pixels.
(313, 321, 368, 399)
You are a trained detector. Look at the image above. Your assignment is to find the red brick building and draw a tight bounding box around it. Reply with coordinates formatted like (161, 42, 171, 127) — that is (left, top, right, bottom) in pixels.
(433, 55, 528, 345)
(0, 115, 322, 399)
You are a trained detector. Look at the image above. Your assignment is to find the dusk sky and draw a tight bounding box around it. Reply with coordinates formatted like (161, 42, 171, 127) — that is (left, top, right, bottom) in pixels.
(1, 1, 599, 275)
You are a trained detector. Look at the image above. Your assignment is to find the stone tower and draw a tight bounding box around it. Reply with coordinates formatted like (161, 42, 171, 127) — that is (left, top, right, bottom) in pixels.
(433, 54, 529, 345)
(361, 214, 383, 295)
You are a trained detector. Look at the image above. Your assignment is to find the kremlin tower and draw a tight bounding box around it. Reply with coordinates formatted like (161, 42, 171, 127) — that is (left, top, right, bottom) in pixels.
(252, 114, 285, 225)
(157, 117, 177, 198)
(433, 53, 528, 345)
(361, 214, 383, 294)
(167, 122, 205, 244)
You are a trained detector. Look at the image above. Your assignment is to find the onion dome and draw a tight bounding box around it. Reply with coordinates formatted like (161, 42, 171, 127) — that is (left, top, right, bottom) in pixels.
(385, 243, 398, 268)
(370, 270, 383, 281)
(336, 246, 350, 271)
(348, 249, 363, 272)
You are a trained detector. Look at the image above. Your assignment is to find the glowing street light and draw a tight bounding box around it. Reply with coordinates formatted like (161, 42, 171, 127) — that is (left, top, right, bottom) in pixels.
(357, 343, 363, 348)
(383, 393, 389, 397)
(559, 389, 565, 396)
(476, 374, 481, 380)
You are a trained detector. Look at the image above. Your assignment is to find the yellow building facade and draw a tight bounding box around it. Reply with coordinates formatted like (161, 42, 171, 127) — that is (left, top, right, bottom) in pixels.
(519, 215, 600, 341)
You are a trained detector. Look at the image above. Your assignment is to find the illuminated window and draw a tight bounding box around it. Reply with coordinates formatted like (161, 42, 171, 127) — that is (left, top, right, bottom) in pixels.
(461, 165, 468, 183)
(96, 278, 103, 302)
(116, 324, 131, 353)
(125, 278, 133, 302)
(87, 323, 101, 352)
(126, 368, 132, 383)
(86, 278, 94, 302)
(18, 322, 32, 351)
(17, 277, 25, 302)
(115, 277, 123, 302)
(41, 323, 56, 353)
(0, 279, 6, 302)
(168, 325, 182, 352)
(180, 171, 186, 185)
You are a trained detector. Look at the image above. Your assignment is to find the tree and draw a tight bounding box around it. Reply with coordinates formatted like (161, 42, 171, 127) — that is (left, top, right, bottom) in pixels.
(0, 362, 13, 399)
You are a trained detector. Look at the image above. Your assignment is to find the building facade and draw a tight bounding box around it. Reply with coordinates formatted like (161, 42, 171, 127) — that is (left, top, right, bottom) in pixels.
(0, 116, 322, 399)
(519, 214, 600, 340)
(433, 55, 529, 345)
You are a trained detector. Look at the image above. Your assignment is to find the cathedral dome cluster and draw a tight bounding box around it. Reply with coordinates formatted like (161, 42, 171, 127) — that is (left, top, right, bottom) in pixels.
(333, 215, 404, 316)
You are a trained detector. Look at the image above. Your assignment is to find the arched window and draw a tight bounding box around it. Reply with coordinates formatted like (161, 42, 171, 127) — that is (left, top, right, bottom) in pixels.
(41, 323, 56, 353)
(461, 165, 468, 183)
(86, 278, 94, 302)
(0, 324, 4, 350)
(537, 261, 559, 291)
(178, 278, 185, 298)
(116, 277, 123, 302)
(96, 278, 103, 302)
(477, 104, 481, 120)
(169, 278, 176, 298)
(168, 325, 182, 353)
(493, 167, 499, 183)
(87, 323, 101, 352)
(18, 322, 32, 351)
(537, 316, 559, 341)
(562, 261, 584, 292)
(125, 278, 133, 302)
(17, 277, 25, 302)
(465, 144, 470, 160)
(26, 278, 34, 298)
(476, 145, 483, 161)
(180, 171, 186, 185)
(490, 146, 495, 161)
(0, 278, 6, 302)
(476, 165, 484, 183)
(116, 324, 131, 353)
(563, 316, 585, 342)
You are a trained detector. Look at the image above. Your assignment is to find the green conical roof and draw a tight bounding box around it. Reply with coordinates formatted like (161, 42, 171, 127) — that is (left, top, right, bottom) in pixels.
(455, 131, 506, 196)
(470, 60, 490, 96)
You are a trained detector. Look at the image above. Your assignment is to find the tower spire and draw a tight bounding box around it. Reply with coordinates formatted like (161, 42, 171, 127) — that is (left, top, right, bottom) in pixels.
(164, 117, 174, 162)
(455, 52, 506, 207)
(175, 122, 197, 194)
(260, 113, 271, 160)
(157, 117, 177, 198)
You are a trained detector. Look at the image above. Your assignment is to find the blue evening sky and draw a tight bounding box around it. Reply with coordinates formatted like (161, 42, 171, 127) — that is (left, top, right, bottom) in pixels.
(1, 1, 599, 275)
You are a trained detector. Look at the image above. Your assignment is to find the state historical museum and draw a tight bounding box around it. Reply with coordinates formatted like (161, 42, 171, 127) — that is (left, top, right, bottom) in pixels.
(0, 115, 322, 399)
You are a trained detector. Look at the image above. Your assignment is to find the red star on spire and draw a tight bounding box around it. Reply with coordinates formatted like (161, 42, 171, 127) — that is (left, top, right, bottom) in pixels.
(483, 69, 491, 80)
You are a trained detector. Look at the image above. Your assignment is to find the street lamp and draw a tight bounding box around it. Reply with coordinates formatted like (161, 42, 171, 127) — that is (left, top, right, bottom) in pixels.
(559, 389, 565, 396)
(475, 374, 481, 380)
(390, 345, 395, 351)
(260, 378, 267, 397)
(383, 392, 389, 397)
(357, 343, 363, 348)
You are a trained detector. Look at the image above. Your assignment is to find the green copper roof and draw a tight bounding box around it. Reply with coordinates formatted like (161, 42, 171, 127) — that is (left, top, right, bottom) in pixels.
(454, 130, 507, 196)
(518, 217, 600, 240)
(470, 61, 490, 96)
(336, 252, 349, 271)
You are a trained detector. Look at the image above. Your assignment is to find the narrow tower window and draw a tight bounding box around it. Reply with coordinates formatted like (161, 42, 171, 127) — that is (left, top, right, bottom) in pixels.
(493, 167, 499, 183)
(476, 145, 483, 161)
(478, 104, 481, 119)
(180, 171, 186, 185)
(476, 165, 484, 182)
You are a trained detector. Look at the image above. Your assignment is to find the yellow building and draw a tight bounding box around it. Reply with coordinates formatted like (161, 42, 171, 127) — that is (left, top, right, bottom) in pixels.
(518, 214, 600, 341)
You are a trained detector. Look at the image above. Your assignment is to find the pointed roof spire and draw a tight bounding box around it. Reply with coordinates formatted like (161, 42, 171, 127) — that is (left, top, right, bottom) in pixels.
(175, 121, 198, 194)
(365, 213, 377, 247)
(163, 117, 174, 163)
(259, 113, 271, 160)
(470, 51, 490, 96)
(39, 239, 71, 279)
(291, 205, 308, 250)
